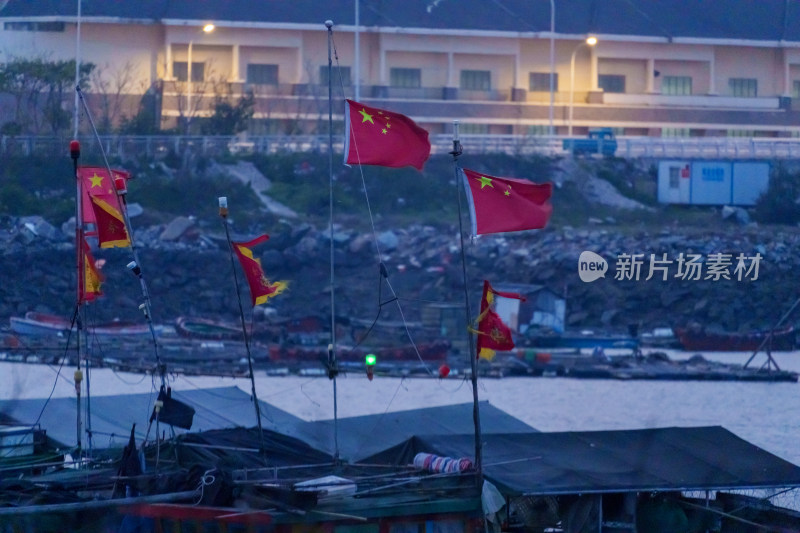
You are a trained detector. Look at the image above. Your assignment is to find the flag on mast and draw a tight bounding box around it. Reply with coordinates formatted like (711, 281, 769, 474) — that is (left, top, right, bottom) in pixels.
(232, 234, 287, 306)
(78, 167, 129, 226)
(78, 166, 131, 247)
(460, 168, 553, 236)
(80, 237, 104, 303)
(343, 99, 431, 170)
(90, 195, 131, 248)
(473, 280, 524, 361)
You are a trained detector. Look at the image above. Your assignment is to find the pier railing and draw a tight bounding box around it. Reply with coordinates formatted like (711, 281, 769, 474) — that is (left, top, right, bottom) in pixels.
(4, 134, 800, 160)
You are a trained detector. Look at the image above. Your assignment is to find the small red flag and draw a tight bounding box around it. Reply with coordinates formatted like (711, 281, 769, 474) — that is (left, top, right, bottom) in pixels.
(343, 99, 431, 171)
(474, 280, 524, 361)
(80, 238, 104, 303)
(461, 168, 553, 236)
(90, 196, 131, 248)
(232, 234, 287, 306)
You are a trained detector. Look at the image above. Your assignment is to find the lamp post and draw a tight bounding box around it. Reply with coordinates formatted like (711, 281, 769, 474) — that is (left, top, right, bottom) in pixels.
(548, 0, 555, 136)
(568, 36, 597, 137)
(187, 23, 215, 130)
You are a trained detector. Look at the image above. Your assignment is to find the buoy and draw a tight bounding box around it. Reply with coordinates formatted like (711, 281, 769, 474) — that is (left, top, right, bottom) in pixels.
(439, 364, 450, 378)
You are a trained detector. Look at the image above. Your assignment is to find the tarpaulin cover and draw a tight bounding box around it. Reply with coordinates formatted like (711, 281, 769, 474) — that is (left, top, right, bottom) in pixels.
(0, 386, 312, 449)
(364, 427, 800, 495)
(305, 401, 537, 461)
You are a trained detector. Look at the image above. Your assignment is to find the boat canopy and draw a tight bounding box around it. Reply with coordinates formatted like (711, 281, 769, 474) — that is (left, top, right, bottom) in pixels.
(363, 427, 800, 495)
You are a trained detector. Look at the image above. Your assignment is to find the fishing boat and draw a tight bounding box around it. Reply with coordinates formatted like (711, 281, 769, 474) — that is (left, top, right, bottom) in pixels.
(674, 324, 796, 352)
(9, 311, 153, 337)
(174, 315, 244, 340)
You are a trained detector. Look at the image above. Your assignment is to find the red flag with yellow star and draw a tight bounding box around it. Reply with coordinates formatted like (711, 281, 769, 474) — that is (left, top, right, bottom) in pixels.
(232, 234, 287, 306)
(461, 168, 553, 236)
(78, 167, 129, 227)
(344, 99, 431, 171)
(474, 280, 525, 361)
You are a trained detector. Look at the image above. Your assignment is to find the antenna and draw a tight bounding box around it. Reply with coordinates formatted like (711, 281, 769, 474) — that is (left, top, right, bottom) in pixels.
(449, 119, 483, 482)
(325, 19, 341, 463)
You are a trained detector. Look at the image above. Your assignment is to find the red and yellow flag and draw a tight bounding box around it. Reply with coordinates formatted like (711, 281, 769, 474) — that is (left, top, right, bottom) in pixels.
(80, 238, 104, 303)
(232, 234, 287, 306)
(461, 168, 553, 236)
(343, 99, 431, 171)
(90, 195, 131, 248)
(78, 167, 129, 226)
(474, 280, 524, 361)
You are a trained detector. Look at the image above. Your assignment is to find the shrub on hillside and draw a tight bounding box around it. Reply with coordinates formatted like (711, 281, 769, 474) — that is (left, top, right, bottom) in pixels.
(753, 165, 800, 225)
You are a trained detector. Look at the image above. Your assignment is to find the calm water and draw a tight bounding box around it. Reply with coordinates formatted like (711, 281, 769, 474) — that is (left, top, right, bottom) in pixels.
(1, 349, 799, 465)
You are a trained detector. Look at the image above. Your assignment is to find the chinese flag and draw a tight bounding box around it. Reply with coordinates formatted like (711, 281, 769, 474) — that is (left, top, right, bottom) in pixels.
(78, 167, 129, 226)
(90, 196, 131, 248)
(475, 280, 524, 361)
(461, 168, 553, 236)
(344, 99, 431, 171)
(80, 238, 104, 303)
(232, 234, 287, 306)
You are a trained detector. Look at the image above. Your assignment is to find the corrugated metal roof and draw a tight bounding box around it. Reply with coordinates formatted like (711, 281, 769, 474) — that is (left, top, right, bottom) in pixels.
(1, 0, 799, 42)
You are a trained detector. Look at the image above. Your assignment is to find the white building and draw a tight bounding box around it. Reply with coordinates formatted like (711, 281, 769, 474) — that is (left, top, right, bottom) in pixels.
(2, 0, 800, 137)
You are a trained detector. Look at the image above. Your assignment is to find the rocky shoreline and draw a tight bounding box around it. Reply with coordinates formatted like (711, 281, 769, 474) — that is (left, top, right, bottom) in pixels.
(2, 213, 798, 337)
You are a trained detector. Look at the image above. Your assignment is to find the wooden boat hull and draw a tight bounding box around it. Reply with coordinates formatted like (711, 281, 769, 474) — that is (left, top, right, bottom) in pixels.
(674, 326, 796, 352)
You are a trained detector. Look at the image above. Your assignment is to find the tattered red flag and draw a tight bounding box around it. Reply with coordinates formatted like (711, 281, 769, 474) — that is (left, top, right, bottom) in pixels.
(232, 234, 287, 306)
(474, 280, 525, 361)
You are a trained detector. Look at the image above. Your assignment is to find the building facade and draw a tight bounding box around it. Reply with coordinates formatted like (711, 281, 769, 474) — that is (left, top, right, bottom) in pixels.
(1, 0, 800, 138)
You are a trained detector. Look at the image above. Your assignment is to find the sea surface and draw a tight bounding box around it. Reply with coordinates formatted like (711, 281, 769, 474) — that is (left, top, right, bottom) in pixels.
(1, 349, 799, 466)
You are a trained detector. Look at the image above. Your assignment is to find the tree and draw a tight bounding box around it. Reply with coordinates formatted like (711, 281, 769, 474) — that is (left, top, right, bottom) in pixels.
(0, 57, 94, 135)
(90, 60, 147, 133)
(200, 91, 255, 135)
(754, 165, 800, 225)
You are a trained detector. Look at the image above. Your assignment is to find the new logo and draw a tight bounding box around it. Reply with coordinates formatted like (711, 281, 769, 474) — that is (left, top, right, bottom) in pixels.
(578, 251, 608, 283)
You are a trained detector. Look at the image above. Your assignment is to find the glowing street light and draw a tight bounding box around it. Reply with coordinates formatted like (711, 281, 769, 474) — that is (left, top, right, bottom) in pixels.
(568, 36, 598, 136)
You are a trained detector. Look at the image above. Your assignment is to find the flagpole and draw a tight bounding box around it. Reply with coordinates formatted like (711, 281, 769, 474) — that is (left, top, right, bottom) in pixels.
(218, 198, 266, 455)
(325, 19, 341, 464)
(76, 86, 166, 387)
(450, 121, 483, 481)
(70, 140, 84, 461)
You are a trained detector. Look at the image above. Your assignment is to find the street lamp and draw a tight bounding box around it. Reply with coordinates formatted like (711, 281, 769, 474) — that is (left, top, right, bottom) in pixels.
(568, 35, 597, 136)
(187, 23, 216, 130)
(548, 0, 555, 136)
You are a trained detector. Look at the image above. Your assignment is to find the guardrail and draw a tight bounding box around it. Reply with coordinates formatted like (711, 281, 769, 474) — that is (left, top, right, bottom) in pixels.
(3, 134, 800, 160)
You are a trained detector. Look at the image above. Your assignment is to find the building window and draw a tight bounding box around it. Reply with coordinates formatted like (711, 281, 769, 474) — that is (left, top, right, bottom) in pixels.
(527, 125, 549, 136)
(320, 66, 351, 86)
(247, 64, 278, 85)
(4, 21, 65, 32)
(173, 62, 205, 82)
(598, 75, 626, 93)
(662, 76, 692, 96)
(729, 78, 757, 97)
(669, 167, 680, 189)
(792, 80, 800, 99)
(460, 123, 489, 134)
(390, 68, 421, 88)
(727, 129, 756, 137)
(529, 72, 558, 92)
(662, 128, 691, 137)
(460, 70, 491, 91)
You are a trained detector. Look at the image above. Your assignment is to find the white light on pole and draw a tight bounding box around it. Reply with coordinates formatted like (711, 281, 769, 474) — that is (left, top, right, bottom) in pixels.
(568, 36, 597, 137)
(187, 23, 215, 130)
